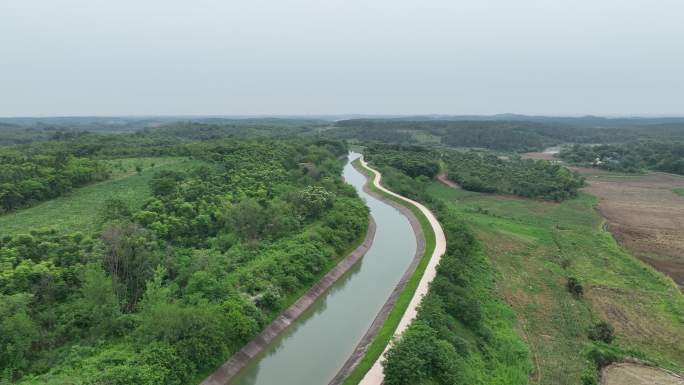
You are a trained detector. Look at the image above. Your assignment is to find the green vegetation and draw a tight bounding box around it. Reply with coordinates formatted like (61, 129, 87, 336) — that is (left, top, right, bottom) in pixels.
(365, 144, 585, 201)
(559, 141, 684, 175)
(0, 117, 327, 146)
(364, 144, 440, 178)
(382, 208, 532, 385)
(3, 116, 683, 385)
(329, 119, 565, 151)
(674, 187, 684, 197)
(0, 135, 369, 384)
(588, 321, 615, 344)
(329, 118, 684, 151)
(341, 158, 437, 385)
(357, 150, 531, 385)
(0, 158, 195, 235)
(566, 277, 584, 298)
(442, 150, 585, 201)
(425, 182, 684, 384)
(363, 145, 684, 384)
(0, 124, 53, 146)
(0, 149, 109, 213)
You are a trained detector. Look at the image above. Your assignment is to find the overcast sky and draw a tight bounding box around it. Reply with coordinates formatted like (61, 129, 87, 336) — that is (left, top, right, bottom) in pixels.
(1, 0, 683, 117)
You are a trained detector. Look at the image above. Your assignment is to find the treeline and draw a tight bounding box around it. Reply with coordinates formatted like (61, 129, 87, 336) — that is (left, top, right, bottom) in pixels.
(0, 150, 109, 213)
(5, 115, 684, 153)
(0, 119, 346, 214)
(382, 207, 531, 385)
(1, 139, 368, 384)
(330, 118, 684, 151)
(332, 119, 560, 150)
(364, 144, 584, 201)
(0, 118, 325, 147)
(364, 144, 440, 178)
(0, 124, 53, 146)
(443, 151, 584, 201)
(559, 141, 684, 175)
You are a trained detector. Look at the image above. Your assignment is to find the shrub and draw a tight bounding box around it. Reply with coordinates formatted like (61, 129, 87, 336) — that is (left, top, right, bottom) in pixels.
(566, 277, 584, 298)
(588, 321, 615, 344)
(382, 321, 466, 385)
(586, 343, 622, 368)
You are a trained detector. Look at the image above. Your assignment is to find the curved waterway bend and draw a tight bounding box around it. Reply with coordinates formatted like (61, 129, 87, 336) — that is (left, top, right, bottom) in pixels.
(228, 152, 417, 385)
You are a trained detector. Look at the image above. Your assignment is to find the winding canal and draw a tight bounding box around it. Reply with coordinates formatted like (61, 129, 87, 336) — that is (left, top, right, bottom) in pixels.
(227, 152, 418, 385)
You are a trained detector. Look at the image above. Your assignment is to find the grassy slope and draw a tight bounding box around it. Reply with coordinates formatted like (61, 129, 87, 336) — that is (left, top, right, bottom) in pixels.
(674, 187, 684, 197)
(341, 159, 437, 385)
(0, 157, 201, 235)
(436, 204, 533, 384)
(427, 182, 684, 384)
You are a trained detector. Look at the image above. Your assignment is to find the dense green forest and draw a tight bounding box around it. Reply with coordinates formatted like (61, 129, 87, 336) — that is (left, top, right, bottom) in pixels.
(0, 118, 325, 147)
(442, 151, 584, 201)
(0, 150, 109, 213)
(4, 115, 684, 153)
(0, 125, 52, 146)
(0, 133, 368, 384)
(364, 144, 584, 201)
(2, 116, 683, 384)
(559, 141, 684, 175)
(329, 118, 684, 151)
(363, 145, 440, 179)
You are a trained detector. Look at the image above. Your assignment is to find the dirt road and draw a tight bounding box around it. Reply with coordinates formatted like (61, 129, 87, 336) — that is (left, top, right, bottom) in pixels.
(436, 172, 460, 188)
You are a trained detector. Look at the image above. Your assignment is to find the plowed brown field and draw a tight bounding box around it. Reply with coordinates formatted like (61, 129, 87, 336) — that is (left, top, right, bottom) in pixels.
(576, 169, 684, 289)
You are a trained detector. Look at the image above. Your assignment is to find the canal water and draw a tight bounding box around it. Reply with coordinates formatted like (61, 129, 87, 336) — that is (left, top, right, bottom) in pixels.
(228, 152, 417, 385)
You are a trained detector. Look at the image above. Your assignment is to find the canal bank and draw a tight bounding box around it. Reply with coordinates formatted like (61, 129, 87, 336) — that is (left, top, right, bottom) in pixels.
(202, 152, 421, 385)
(353, 156, 447, 385)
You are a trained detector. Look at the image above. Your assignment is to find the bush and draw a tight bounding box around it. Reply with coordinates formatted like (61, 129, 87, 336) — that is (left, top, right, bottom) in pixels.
(581, 371, 598, 385)
(588, 321, 615, 344)
(382, 321, 466, 385)
(566, 277, 584, 298)
(586, 343, 622, 368)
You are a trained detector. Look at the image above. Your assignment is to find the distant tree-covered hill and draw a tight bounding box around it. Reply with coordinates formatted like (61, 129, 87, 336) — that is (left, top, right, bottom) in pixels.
(559, 141, 684, 175)
(327, 117, 684, 151)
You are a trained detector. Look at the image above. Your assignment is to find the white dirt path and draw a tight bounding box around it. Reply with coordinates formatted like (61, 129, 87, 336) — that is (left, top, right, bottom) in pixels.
(357, 156, 447, 385)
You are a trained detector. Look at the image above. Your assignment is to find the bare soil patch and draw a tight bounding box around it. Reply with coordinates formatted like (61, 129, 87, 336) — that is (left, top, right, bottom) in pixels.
(577, 170, 684, 289)
(522, 147, 561, 162)
(602, 363, 684, 385)
(522, 152, 557, 161)
(436, 172, 460, 188)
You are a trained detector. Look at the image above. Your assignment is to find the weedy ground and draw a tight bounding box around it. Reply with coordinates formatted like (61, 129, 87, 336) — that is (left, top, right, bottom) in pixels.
(427, 182, 684, 385)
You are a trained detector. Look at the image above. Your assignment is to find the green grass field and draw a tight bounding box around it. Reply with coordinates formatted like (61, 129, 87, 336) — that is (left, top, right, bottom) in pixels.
(426, 182, 684, 384)
(674, 187, 684, 197)
(0, 157, 203, 235)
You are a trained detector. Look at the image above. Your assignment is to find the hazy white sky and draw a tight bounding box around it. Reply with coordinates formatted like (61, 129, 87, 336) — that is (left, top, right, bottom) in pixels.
(1, 0, 683, 116)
